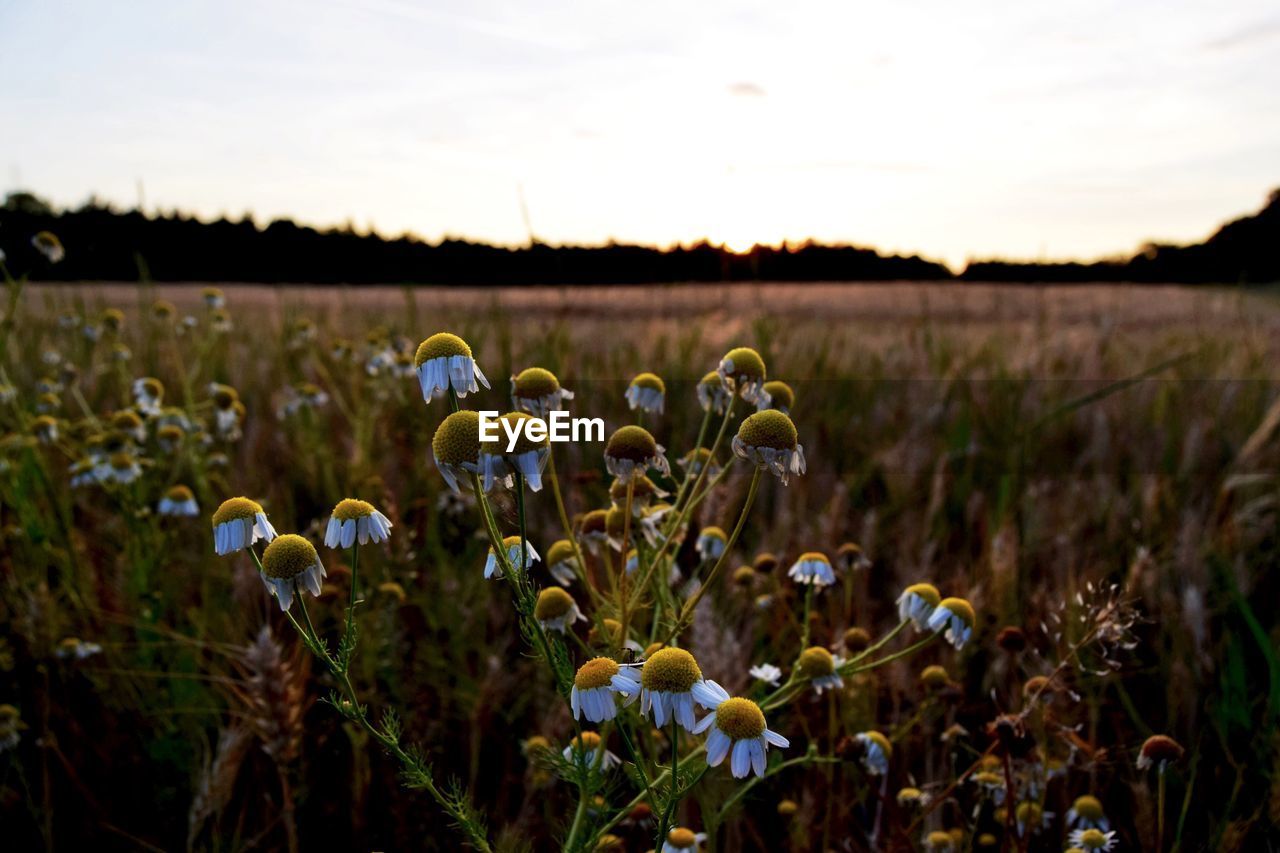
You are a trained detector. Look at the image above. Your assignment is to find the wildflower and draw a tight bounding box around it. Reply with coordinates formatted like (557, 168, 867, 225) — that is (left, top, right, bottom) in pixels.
(258, 534, 327, 611)
(578, 509, 610, 551)
(754, 593, 774, 610)
(151, 299, 176, 321)
(521, 734, 551, 758)
(1067, 794, 1109, 831)
(896, 582, 941, 630)
(919, 664, 951, 691)
(111, 343, 133, 362)
(209, 384, 243, 439)
(82, 323, 102, 342)
(749, 663, 782, 687)
(104, 451, 141, 484)
(588, 618, 641, 651)
(996, 625, 1027, 653)
(604, 425, 670, 481)
(287, 318, 317, 349)
(777, 799, 798, 816)
(926, 597, 976, 649)
(624, 548, 640, 574)
(32, 415, 59, 444)
(696, 371, 732, 414)
(753, 552, 779, 573)
(796, 647, 845, 694)
(32, 231, 65, 263)
(545, 539, 580, 585)
(788, 551, 835, 587)
(1015, 801, 1050, 834)
(35, 392, 59, 414)
(717, 346, 767, 403)
(511, 367, 574, 418)
(433, 410, 491, 493)
(324, 499, 393, 548)
(1068, 828, 1118, 851)
(571, 657, 641, 722)
(640, 648, 719, 731)
(897, 787, 927, 807)
(202, 286, 226, 308)
(377, 581, 407, 603)
(536, 588, 586, 634)
(733, 410, 806, 484)
(156, 424, 185, 453)
(563, 731, 620, 770)
(678, 447, 721, 480)
(691, 685, 789, 778)
(854, 731, 892, 775)
(158, 485, 199, 517)
(0, 384, 15, 404)
(479, 412, 549, 491)
(843, 627, 871, 654)
(1137, 734, 1184, 772)
(594, 833, 623, 850)
(132, 377, 164, 415)
(69, 458, 98, 488)
(923, 832, 955, 853)
(732, 566, 756, 588)
(609, 475, 667, 514)
(836, 541, 871, 572)
(414, 332, 489, 400)
(696, 526, 727, 561)
(625, 372, 666, 414)
(210, 310, 232, 333)
(111, 410, 146, 443)
(211, 497, 278, 555)
(56, 637, 103, 660)
(0, 704, 24, 752)
(484, 535, 539, 579)
(757, 379, 794, 413)
(662, 827, 707, 853)
(971, 771, 1006, 803)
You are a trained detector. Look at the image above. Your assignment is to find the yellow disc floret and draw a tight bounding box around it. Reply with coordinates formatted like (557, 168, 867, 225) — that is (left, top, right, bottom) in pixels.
(630, 372, 665, 393)
(414, 332, 472, 366)
(667, 828, 697, 848)
(641, 648, 702, 693)
(332, 498, 375, 522)
(536, 588, 576, 621)
(938, 597, 975, 627)
(920, 665, 950, 689)
(605, 425, 659, 462)
(714, 697, 766, 740)
(1071, 795, 1104, 821)
(736, 410, 797, 451)
(762, 380, 794, 409)
(513, 367, 560, 399)
(261, 534, 318, 580)
(212, 496, 263, 526)
(494, 412, 548, 453)
(166, 485, 194, 502)
(574, 657, 621, 690)
(547, 539, 576, 565)
(721, 346, 766, 381)
(796, 646, 836, 679)
(903, 582, 941, 607)
(432, 410, 481, 465)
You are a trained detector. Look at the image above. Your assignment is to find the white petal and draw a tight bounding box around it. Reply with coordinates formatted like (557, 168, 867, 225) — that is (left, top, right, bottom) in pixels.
(706, 728, 731, 765)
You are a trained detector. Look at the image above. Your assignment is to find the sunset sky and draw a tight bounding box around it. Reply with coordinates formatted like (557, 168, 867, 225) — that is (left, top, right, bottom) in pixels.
(3, 0, 1278, 268)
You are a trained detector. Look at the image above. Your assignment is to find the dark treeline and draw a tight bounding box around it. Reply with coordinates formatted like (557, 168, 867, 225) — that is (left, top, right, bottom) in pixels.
(1, 188, 1276, 284)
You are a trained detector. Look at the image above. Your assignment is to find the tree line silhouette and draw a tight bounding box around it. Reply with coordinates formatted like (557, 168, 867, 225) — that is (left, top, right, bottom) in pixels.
(2, 188, 1275, 285)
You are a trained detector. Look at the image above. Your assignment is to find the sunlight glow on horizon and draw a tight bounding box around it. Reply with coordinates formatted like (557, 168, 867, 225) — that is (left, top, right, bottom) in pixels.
(2, 0, 1278, 269)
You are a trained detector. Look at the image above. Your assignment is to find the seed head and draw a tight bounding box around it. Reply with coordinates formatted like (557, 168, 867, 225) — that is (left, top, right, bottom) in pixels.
(433, 410, 482, 465)
(843, 627, 871, 653)
(796, 646, 836, 679)
(1138, 734, 1184, 770)
(536, 588, 576, 621)
(641, 647, 702, 693)
(512, 367, 561, 399)
(714, 697, 766, 739)
(414, 332, 472, 366)
(920, 664, 950, 690)
(753, 552, 779, 572)
(574, 656, 621, 690)
(737, 410, 797, 451)
(261, 534, 318, 580)
(212, 496, 263, 525)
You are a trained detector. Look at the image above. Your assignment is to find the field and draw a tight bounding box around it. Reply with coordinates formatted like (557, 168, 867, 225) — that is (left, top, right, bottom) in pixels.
(2, 280, 1279, 852)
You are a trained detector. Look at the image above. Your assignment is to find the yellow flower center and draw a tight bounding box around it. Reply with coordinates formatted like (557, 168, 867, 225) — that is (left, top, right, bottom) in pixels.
(641, 648, 702, 692)
(574, 657, 620, 690)
(433, 410, 482, 465)
(610, 476, 658, 502)
(513, 367, 560, 399)
(1078, 829, 1107, 849)
(715, 697, 766, 740)
(1072, 795, 1104, 820)
(699, 371, 723, 388)
(797, 551, 829, 565)
(861, 730, 892, 756)
(212, 496, 263, 526)
(572, 731, 602, 751)
(736, 410, 797, 451)
(903, 582, 941, 607)
(166, 485, 194, 502)
(547, 539, 576, 565)
(721, 346, 766, 381)
(490, 411, 547, 454)
(414, 332, 472, 365)
(844, 627, 870, 652)
(630, 372, 665, 392)
(667, 828, 697, 848)
(920, 665, 950, 689)
(796, 646, 835, 678)
(536, 588, 576, 621)
(579, 509, 608, 535)
(261, 534, 318, 580)
(332, 498, 375, 522)
(761, 380, 794, 409)
(700, 526, 727, 542)
(111, 410, 142, 430)
(605, 425, 658, 462)
(938, 597, 975, 627)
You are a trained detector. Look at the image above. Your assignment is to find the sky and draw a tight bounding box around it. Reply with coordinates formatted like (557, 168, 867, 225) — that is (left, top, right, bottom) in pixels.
(2, 0, 1278, 268)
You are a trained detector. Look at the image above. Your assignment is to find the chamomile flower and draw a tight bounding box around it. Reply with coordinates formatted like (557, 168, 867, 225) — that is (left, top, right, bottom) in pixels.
(625, 372, 666, 414)
(209, 384, 243, 439)
(1068, 828, 1118, 851)
(56, 637, 103, 660)
(578, 509, 610, 552)
(158, 485, 199, 517)
(609, 475, 667, 514)
(258, 534, 327, 612)
(69, 458, 98, 488)
(32, 231, 65, 263)
(111, 410, 146, 443)
(678, 447, 721, 480)
(639, 648, 717, 731)
(156, 424, 185, 453)
(1067, 795, 1110, 831)
(788, 551, 836, 587)
(696, 371, 732, 414)
(896, 583, 941, 630)
(32, 415, 59, 444)
(202, 287, 226, 308)
(325, 499, 393, 548)
(662, 827, 707, 853)
(132, 377, 164, 415)
(571, 657, 641, 722)
(511, 367, 574, 418)
(1015, 801, 1051, 834)
(480, 412, 549, 492)
(415, 332, 489, 400)
(843, 626, 872, 654)
(104, 452, 141, 484)
(545, 539, 580, 585)
(717, 346, 767, 403)
(696, 526, 727, 561)
(757, 380, 794, 413)
(0, 705, 25, 752)
(854, 731, 892, 775)
(923, 832, 956, 853)
(897, 787, 928, 808)
(919, 664, 951, 691)
(926, 597, 976, 649)
(733, 410, 806, 484)
(484, 535, 539, 580)
(433, 410, 492, 493)
(535, 588, 586, 634)
(795, 647, 845, 695)
(1136, 734, 1184, 772)
(691, 685, 789, 778)
(749, 663, 783, 687)
(563, 731, 620, 770)
(836, 541, 872, 572)
(623, 548, 640, 574)
(604, 425, 670, 483)
(211, 497, 278, 555)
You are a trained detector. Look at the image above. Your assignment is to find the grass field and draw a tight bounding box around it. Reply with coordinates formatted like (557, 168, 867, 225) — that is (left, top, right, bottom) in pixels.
(1, 280, 1279, 852)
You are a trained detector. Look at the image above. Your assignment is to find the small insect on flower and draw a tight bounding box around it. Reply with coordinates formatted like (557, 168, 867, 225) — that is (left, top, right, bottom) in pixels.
(571, 656, 641, 722)
(484, 535, 539, 580)
(545, 539, 580, 586)
(479, 412, 549, 492)
(788, 551, 836, 587)
(432, 410, 490, 494)
(604, 425, 670, 483)
(563, 730, 621, 770)
(733, 410, 806, 484)
(1067, 794, 1110, 831)
(692, 685, 789, 778)
(1136, 734, 1184, 772)
(258, 534, 327, 612)
(796, 647, 845, 694)
(749, 662, 783, 687)
(854, 731, 892, 775)
(511, 367, 574, 418)
(662, 827, 708, 853)
(536, 588, 586, 634)
(717, 346, 767, 403)
(31, 231, 65, 263)
(696, 526, 727, 561)
(211, 497, 278, 555)
(625, 372, 666, 414)
(926, 597, 976, 649)
(158, 485, 199, 517)
(757, 380, 795, 414)
(415, 332, 490, 401)
(132, 377, 164, 416)
(696, 371, 732, 414)
(639, 647, 720, 731)
(1068, 828, 1118, 851)
(324, 499, 393, 549)
(896, 582, 941, 630)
